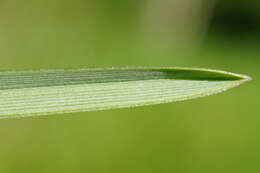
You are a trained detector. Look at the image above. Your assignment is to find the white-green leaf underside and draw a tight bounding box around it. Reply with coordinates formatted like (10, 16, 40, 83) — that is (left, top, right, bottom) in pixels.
(0, 67, 250, 119)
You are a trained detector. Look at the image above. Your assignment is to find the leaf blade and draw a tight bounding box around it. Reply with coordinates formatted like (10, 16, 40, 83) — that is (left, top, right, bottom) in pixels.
(0, 67, 250, 118)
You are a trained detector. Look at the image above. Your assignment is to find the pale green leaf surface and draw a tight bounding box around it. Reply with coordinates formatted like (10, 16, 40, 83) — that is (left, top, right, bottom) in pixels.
(0, 67, 250, 119)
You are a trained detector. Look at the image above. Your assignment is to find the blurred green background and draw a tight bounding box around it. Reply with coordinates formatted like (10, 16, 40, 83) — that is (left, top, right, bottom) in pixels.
(0, 0, 259, 172)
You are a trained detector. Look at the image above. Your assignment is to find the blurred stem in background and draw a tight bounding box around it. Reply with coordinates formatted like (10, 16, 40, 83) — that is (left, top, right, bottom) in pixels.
(140, 0, 216, 44)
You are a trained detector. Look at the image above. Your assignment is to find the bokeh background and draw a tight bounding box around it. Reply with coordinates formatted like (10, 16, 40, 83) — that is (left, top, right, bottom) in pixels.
(0, 0, 259, 172)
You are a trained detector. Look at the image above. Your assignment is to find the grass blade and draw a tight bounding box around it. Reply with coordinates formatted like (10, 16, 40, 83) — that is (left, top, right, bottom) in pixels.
(0, 67, 250, 119)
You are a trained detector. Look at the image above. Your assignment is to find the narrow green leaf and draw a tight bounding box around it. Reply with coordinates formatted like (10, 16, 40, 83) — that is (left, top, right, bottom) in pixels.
(0, 67, 250, 119)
